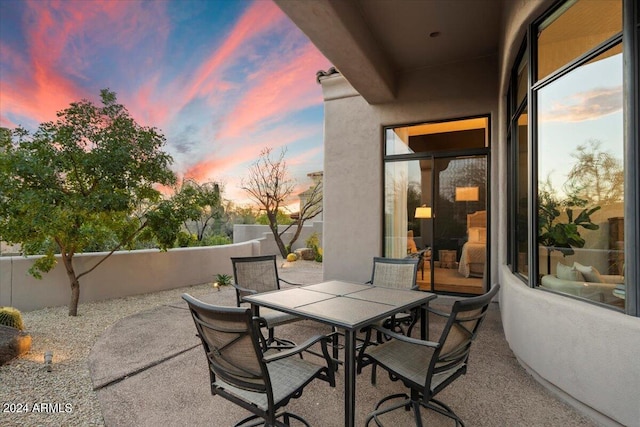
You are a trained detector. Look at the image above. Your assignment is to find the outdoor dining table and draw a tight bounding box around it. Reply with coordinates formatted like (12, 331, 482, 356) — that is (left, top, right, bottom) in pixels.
(244, 280, 437, 427)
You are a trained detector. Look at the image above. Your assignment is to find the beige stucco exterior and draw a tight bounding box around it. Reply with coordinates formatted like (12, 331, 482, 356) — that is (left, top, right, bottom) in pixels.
(299, 0, 640, 425)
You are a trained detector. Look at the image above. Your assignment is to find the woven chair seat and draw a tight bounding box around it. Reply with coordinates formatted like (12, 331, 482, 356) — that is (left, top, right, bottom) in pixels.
(259, 307, 299, 329)
(213, 356, 323, 411)
(366, 338, 458, 392)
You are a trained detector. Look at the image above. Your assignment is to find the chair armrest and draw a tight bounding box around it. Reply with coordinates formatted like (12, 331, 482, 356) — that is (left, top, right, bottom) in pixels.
(370, 325, 439, 348)
(232, 283, 258, 298)
(263, 334, 331, 363)
(279, 278, 303, 287)
(426, 306, 451, 318)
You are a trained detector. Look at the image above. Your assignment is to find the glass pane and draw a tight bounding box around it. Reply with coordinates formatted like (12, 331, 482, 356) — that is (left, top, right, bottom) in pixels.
(385, 118, 489, 155)
(537, 45, 624, 309)
(385, 127, 414, 156)
(384, 160, 423, 258)
(516, 50, 528, 105)
(516, 109, 529, 278)
(537, 0, 622, 81)
(432, 156, 487, 295)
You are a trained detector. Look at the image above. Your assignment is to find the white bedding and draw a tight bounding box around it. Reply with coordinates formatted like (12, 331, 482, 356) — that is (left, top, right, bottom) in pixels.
(458, 242, 486, 278)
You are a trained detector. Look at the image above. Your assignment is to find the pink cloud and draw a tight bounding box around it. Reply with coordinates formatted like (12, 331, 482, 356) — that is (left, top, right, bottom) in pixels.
(183, 1, 286, 107)
(182, 123, 322, 182)
(218, 44, 328, 139)
(540, 86, 622, 123)
(0, 1, 172, 128)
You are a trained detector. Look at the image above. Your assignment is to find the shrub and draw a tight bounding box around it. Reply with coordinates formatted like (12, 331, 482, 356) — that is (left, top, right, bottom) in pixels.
(201, 234, 232, 246)
(0, 307, 25, 330)
(176, 231, 198, 247)
(214, 274, 232, 286)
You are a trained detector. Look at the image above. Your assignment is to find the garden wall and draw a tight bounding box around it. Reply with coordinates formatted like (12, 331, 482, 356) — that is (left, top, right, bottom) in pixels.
(0, 241, 261, 312)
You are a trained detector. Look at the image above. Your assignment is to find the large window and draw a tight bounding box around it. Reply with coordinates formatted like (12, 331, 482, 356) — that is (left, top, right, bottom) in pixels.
(508, 0, 630, 312)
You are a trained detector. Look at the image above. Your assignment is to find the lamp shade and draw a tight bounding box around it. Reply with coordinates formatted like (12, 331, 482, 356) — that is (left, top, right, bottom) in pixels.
(415, 205, 432, 218)
(455, 186, 479, 202)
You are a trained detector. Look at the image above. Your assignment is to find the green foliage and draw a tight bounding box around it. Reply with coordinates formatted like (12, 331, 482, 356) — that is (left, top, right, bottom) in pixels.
(256, 209, 293, 225)
(0, 307, 25, 330)
(305, 232, 320, 249)
(173, 179, 224, 241)
(214, 273, 232, 286)
(176, 231, 198, 247)
(0, 90, 186, 315)
(200, 234, 231, 246)
(305, 232, 323, 262)
(538, 178, 600, 273)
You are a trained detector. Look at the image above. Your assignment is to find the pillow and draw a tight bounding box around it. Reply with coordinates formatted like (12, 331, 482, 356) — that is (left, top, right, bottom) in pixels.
(468, 227, 487, 244)
(573, 262, 603, 283)
(556, 262, 585, 281)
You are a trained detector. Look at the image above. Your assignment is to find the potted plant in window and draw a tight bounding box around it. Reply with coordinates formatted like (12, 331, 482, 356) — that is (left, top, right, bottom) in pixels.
(538, 181, 600, 275)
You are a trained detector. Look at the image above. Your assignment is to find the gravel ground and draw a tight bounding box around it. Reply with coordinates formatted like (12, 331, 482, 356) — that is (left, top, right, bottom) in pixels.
(0, 258, 319, 426)
(0, 282, 216, 427)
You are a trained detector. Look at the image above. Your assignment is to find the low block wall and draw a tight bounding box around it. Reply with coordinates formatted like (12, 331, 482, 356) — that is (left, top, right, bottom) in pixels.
(233, 222, 323, 255)
(0, 241, 261, 312)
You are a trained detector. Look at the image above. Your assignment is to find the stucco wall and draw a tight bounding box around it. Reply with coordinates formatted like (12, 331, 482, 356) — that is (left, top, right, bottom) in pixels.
(233, 222, 323, 254)
(320, 55, 499, 283)
(0, 241, 260, 312)
(500, 268, 640, 426)
(496, 1, 640, 426)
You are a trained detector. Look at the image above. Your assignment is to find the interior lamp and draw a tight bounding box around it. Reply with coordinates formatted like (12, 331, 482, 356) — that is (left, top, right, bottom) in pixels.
(455, 186, 479, 202)
(414, 205, 432, 219)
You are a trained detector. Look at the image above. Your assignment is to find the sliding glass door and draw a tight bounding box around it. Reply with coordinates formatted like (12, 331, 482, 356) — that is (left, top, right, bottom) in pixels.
(384, 117, 490, 295)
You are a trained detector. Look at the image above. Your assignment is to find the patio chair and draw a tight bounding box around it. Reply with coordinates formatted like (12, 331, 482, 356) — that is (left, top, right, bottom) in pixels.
(182, 293, 336, 427)
(358, 285, 500, 426)
(368, 257, 420, 337)
(231, 255, 302, 349)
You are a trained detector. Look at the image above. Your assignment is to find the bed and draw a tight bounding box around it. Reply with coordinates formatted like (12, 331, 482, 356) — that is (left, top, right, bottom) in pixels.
(458, 210, 486, 278)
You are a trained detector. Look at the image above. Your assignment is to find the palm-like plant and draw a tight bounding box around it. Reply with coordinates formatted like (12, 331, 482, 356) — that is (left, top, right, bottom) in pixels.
(538, 180, 600, 274)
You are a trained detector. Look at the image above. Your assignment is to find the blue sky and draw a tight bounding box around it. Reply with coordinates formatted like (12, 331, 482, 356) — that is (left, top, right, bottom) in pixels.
(0, 0, 330, 206)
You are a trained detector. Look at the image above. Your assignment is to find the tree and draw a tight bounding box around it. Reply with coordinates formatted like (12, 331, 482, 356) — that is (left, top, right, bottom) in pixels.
(173, 178, 224, 242)
(0, 90, 184, 316)
(242, 148, 322, 258)
(564, 139, 624, 205)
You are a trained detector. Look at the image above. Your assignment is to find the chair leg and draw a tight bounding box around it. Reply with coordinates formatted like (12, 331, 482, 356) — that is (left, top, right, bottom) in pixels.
(422, 398, 465, 426)
(365, 393, 411, 426)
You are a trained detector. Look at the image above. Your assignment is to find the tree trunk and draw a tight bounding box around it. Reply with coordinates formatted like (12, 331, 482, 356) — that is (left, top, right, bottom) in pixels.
(60, 252, 80, 316)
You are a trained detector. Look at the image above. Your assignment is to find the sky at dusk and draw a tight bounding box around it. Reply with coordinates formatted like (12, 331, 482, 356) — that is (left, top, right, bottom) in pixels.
(0, 0, 330, 207)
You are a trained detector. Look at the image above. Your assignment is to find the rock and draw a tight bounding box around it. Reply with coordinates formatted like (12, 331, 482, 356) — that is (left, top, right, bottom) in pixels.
(0, 325, 32, 365)
(295, 248, 316, 261)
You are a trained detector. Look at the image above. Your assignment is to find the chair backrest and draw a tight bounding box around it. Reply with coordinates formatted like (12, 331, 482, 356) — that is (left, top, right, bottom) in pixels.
(370, 257, 419, 289)
(182, 294, 270, 394)
(427, 284, 500, 395)
(231, 255, 281, 305)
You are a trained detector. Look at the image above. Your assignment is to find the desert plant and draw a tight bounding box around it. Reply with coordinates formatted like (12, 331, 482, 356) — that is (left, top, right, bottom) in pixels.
(0, 307, 25, 330)
(214, 274, 232, 286)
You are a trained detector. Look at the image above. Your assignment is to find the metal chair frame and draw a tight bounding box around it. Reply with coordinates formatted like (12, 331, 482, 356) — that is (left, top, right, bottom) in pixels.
(231, 255, 302, 349)
(183, 294, 336, 427)
(358, 285, 500, 427)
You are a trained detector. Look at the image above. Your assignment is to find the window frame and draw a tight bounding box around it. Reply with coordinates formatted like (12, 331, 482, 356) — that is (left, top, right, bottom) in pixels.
(507, 0, 638, 316)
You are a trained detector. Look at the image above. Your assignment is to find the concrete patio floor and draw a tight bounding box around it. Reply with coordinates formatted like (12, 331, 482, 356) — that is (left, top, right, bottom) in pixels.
(89, 261, 595, 426)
